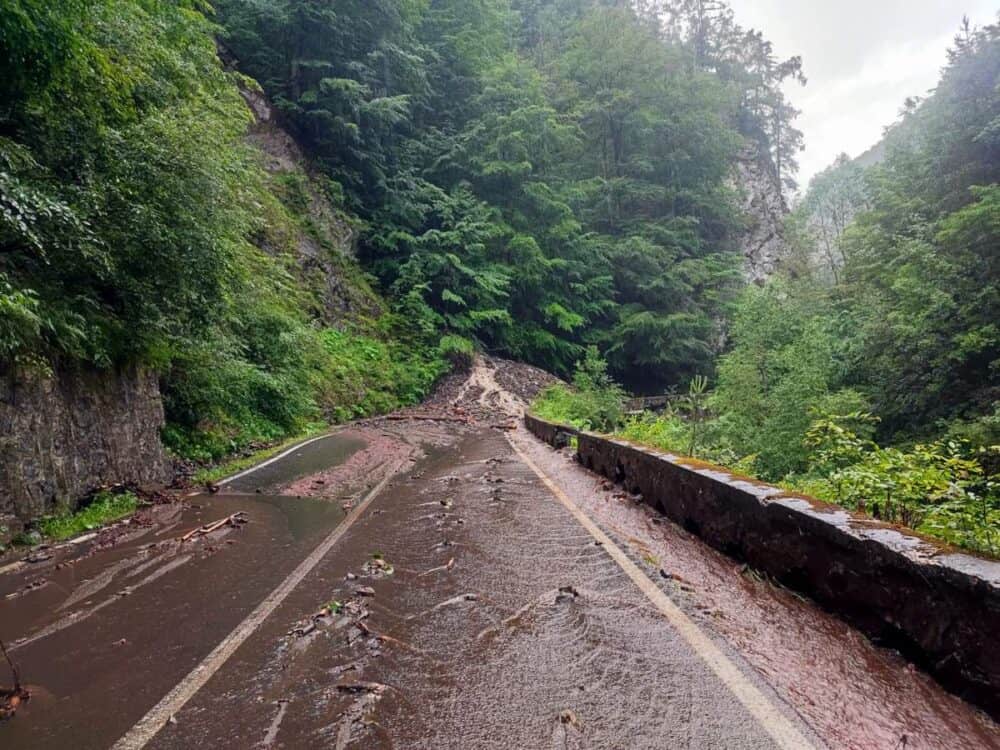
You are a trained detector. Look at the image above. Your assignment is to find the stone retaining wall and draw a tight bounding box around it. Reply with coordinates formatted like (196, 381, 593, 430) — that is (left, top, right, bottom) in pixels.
(525, 414, 1000, 718)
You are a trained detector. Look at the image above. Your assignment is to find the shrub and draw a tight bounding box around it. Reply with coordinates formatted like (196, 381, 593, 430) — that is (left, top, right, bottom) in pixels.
(438, 334, 476, 372)
(532, 347, 624, 432)
(37, 490, 139, 541)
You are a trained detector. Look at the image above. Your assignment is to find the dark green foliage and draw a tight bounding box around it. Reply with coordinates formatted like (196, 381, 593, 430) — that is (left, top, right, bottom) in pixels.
(0, 0, 444, 462)
(1, 0, 255, 365)
(649, 17, 1000, 553)
(837, 20, 1000, 437)
(716, 17, 1000, 471)
(213, 0, 771, 387)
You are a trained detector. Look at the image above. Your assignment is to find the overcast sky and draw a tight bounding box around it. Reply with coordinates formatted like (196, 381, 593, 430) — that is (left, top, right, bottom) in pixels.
(727, 0, 998, 191)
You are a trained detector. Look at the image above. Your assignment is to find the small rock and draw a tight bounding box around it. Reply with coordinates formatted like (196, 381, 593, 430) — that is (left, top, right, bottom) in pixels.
(346, 572, 358, 580)
(356, 586, 376, 597)
(555, 585, 580, 604)
(558, 709, 581, 728)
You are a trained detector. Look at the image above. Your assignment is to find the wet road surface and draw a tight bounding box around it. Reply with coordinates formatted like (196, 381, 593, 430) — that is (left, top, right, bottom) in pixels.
(2, 382, 999, 749)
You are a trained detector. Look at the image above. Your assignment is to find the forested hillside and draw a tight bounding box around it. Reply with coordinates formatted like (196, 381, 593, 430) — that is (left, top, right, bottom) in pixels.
(537, 16, 1000, 554)
(0, 0, 446, 464)
(3, 0, 997, 552)
(215, 0, 803, 389)
(2, 0, 803, 463)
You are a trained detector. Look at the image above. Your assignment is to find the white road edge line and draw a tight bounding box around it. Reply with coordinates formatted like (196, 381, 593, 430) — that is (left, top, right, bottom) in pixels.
(111, 459, 404, 750)
(217, 431, 341, 486)
(507, 434, 817, 750)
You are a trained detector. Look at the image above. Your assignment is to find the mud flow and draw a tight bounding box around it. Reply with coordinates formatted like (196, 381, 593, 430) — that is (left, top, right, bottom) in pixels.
(1, 360, 998, 750)
(222, 433, 367, 495)
(142, 424, 812, 750)
(0, 433, 369, 750)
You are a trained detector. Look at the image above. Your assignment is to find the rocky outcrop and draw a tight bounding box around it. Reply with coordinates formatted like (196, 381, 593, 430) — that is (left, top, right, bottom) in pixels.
(0, 365, 170, 538)
(239, 83, 382, 324)
(732, 145, 788, 283)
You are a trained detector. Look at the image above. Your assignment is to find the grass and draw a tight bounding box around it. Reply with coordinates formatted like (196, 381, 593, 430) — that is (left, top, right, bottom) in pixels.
(192, 425, 331, 485)
(37, 491, 140, 542)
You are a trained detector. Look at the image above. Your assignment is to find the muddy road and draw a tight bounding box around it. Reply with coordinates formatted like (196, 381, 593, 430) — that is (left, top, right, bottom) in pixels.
(1, 360, 998, 749)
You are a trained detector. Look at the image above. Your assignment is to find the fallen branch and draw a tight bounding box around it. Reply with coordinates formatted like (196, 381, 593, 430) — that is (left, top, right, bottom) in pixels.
(180, 512, 248, 542)
(0, 639, 29, 721)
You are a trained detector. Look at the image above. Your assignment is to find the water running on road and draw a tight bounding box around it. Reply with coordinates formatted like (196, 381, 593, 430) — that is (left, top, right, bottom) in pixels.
(1, 360, 997, 749)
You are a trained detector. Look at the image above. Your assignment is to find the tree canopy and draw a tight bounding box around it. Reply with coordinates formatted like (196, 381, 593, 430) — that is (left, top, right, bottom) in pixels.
(214, 0, 799, 387)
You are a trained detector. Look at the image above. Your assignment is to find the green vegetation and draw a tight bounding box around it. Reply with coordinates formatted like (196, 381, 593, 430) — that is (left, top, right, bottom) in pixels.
(1, 0, 445, 465)
(2, 1, 996, 553)
(534, 362, 999, 555)
(533, 347, 624, 431)
(36, 490, 139, 542)
(213, 0, 803, 389)
(563, 18, 1000, 556)
(3, 0, 809, 468)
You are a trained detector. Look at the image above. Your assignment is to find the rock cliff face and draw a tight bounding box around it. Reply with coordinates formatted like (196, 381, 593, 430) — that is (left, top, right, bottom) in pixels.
(240, 84, 382, 324)
(0, 366, 171, 541)
(732, 145, 788, 283)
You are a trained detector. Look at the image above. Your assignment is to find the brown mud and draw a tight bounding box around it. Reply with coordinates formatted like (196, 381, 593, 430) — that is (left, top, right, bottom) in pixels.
(144, 422, 815, 750)
(512, 431, 1000, 750)
(0, 357, 997, 749)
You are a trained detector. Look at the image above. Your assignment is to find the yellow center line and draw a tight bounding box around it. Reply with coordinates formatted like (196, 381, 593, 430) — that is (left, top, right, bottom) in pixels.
(507, 434, 818, 750)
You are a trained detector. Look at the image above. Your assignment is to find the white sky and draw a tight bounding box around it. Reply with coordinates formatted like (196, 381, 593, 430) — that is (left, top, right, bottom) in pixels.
(727, 0, 999, 190)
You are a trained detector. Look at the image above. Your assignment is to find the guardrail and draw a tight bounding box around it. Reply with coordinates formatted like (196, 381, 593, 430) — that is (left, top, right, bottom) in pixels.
(524, 413, 1000, 719)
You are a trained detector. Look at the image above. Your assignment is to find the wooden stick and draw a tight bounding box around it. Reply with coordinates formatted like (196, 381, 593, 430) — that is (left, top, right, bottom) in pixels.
(0, 639, 21, 692)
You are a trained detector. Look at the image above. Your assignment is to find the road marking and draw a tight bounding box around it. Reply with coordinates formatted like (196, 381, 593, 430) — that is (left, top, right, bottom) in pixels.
(217, 432, 341, 486)
(111, 460, 404, 750)
(507, 435, 817, 750)
(182, 432, 341, 498)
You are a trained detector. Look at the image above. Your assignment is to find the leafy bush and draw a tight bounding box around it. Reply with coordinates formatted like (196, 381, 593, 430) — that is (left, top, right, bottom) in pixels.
(37, 490, 139, 541)
(163, 322, 446, 462)
(316, 327, 446, 422)
(532, 347, 624, 432)
(795, 413, 999, 556)
(438, 334, 476, 372)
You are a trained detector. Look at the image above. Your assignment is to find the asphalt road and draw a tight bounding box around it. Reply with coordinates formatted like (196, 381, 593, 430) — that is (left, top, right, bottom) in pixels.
(2, 370, 998, 749)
